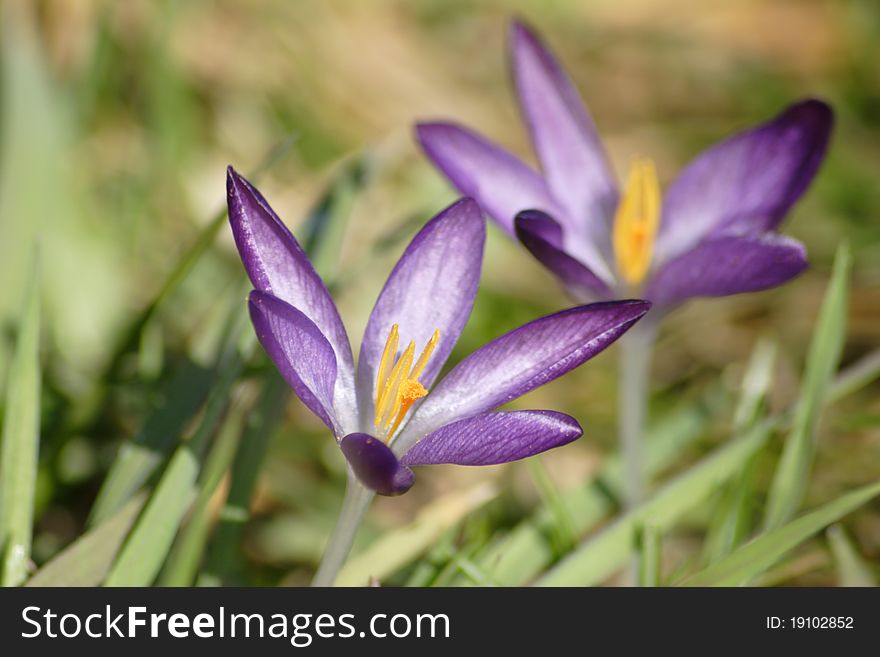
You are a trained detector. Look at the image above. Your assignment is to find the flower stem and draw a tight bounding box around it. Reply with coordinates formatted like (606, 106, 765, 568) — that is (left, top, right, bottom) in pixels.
(618, 318, 657, 510)
(311, 473, 374, 586)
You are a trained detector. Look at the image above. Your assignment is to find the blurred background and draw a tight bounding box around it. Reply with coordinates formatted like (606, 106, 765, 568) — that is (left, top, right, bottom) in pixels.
(0, 0, 877, 585)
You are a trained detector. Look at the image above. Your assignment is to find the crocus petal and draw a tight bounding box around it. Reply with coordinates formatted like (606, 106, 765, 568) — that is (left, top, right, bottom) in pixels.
(655, 100, 833, 265)
(227, 168, 357, 430)
(416, 122, 613, 282)
(357, 198, 485, 413)
(340, 433, 415, 496)
(510, 21, 617, 245)
(416, 122, 562, 237)
(395, 300, 650, 452)
(515, 210, 612, 301)
(645, 233, 808, 308)
(401, 410, 582, 466)
(249, 291, 339, 433)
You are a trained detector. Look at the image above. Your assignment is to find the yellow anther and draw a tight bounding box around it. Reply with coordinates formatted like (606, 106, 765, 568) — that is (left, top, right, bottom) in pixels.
(379, 341, 415, 429)
(376, 340, 415, 429)
(612, 157, 661, 286)
(410, 329, 440, 381)
(375, 323, 399, 404)
(373, 326, 440, 442)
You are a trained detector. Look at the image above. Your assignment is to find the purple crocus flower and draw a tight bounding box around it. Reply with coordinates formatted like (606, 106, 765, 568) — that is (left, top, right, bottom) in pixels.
(226, 167, 649, 496)
(416, 21, 833, 312)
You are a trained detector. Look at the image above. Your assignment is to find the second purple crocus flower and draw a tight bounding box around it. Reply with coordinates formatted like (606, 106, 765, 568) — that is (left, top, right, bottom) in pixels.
(416, 21, 833, 312)
(416, 20, 834, 515)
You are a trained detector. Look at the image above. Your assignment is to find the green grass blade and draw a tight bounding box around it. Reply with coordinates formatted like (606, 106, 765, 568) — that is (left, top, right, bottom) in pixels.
(536, 420, 774, 587)
(827, 347, 880, 403)
(702, 458, 760, 565)
(637, 524, 662, 587)
(765, 243, 851, 531)
(460, 390, 723, 586)
(158, 393, 248, 586)
(88, 360, 214, 526)
(703, 340, 776, 563)
(526, 458, 577, 555)
(732, 339, 777, 433)
(103, 139, 297, 375)
(25, 494, 146, 587)
(198, 373, 288, 585)
(304, 156, 369, 281)
(827, 524, 875, 587)
(102, 446, 199, 586)
(335, 482, 497, 586)
(67, 138, 295, 435)
(403, 531, 457, 586)
(0, 263, 41, 586)
(103, 320, 252, 586)
(430, 541, 487, 587)
(681, 481, 880, 586)
(444, 549, 500, 586)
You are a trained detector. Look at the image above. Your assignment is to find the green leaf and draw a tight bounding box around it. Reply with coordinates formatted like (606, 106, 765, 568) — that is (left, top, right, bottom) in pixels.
(764, 243, 851, 530)
(198, 373, 288, 585)
(403, 530, 458, 586)
(0, 261, 41, 586)
(303, 156, 370, 282)
(88, 360, 214, 526)
(157, 393, 248, 586)
(459, 390, 723, 586)
(681, 481, 880, 586)
(0, 18, 123, 375)
(732, 339, 777, 433)
(26, 494, 146, 587)
(536, 420, 774, 587)
(443, 549, 500, 586)
(102, 448, 199, 586)
(827, 524, 875, 587)
(103, 316, 252, 586)
(430, 539, 488, 587)
(637, 524, 662, 587)
(703, 340, 776, 563)
(74, 140, 296, 435)
(827, 347, 880, 404)
(526, 458, 577, 555)
(702, 457, 760, 566)
(335, 482, 498, 586)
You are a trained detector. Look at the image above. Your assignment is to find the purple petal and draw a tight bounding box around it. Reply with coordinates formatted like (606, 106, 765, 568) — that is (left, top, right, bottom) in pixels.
(395, 300, 650, 450)
(357, 198, 485, 412)
(340, 433, 415, 496)
(645, 233, 808, 308)
(416, 123, 614, 282)
(416, 122, 561, 237)
(655, 100, 833, 265)
(401, 410, 582, 466)
(515, 210, 612, 301)
(510, 21, 617, 244)
(227, 168, 357, 429)
(249, 291, 339, 433)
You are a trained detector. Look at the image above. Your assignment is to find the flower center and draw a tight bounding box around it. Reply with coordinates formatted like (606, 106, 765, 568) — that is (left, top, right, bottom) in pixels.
(373, 324, 440, 442)
(612, 157, 661, 287)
